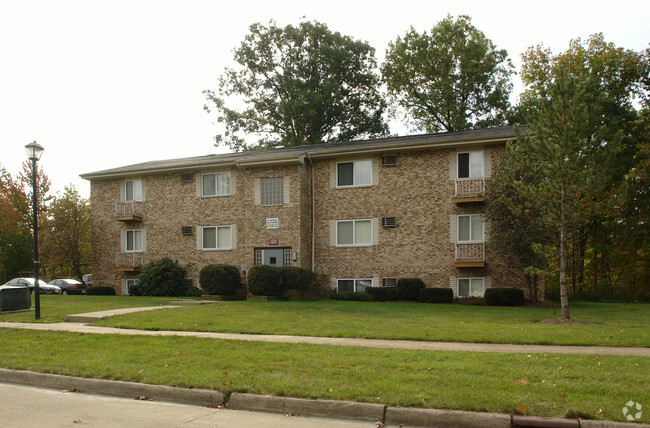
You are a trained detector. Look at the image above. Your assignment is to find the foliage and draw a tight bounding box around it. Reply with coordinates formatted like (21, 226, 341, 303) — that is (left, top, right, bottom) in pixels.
(86, 286, 116, 296)
(418, 287, 453, 303)
(247, 265, 284, 296)
(453, 296, 486, 306)
(279, 266, 316, 290)
(175, 286, 202, 298)
(137, 258, 187, 297)
(396, 278, 425, 301)
(484, 288, 525, 306)
(204, 20, 388, 151)
(330, 291, 373, 301)
(366, 286, 397, 302)
(382, 15, 514, 133)
(199, 264, 241, 295)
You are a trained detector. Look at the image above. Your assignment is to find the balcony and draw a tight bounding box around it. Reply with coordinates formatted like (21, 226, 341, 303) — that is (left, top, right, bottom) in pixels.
(115, 252, 144, 272)
(455, 242, 485, 267)
(454, 178, 485, 203)
(116, 201, 143, 221)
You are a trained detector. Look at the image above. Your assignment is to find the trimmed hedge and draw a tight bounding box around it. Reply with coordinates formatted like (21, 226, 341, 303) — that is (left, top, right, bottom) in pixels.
(199, 264, 241, 295)
(397, 278, 425, 301)
(175, 286, 202, 297)
(418, 287, 453, 303)
(484, 287, 525, 306)
(330, 291, 373, 301)
(247, 265, 284, 296)
(86, 286, 116, 296)
(367, 287, 397, 302)
(137, 258, 187, 297)
(280, 267, 316, 290)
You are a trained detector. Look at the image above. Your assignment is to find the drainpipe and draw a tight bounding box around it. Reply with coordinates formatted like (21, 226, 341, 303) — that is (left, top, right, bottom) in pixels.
(306, 154, 315, 272)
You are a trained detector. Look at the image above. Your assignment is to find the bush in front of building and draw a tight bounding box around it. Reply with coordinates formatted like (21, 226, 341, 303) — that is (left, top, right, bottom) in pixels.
(137, 258, 187, 297)
(418, 287, 453, 303)
(484, 287, 525, 306)
(330, 291, 373, 301)
(86, 286, 116, 296)
(397, 278, 425, 301)
(280, 267, 316, 290)
(199, 264, 241, 295)
(175, 286, 202, 297)
(247, 265, 284, 296)
(366, 287, 397, 301)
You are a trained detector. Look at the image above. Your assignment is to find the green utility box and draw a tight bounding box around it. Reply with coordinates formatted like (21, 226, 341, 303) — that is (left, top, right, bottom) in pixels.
(0, 286, 31, 312)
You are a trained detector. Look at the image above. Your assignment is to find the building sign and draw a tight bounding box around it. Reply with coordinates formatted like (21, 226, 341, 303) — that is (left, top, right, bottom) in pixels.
(266, 218, 279, 229)
(269, 239, 279, 246)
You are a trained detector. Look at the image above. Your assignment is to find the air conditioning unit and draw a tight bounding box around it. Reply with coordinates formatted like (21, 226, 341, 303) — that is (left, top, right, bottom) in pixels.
(382, 217, 397, 227)
(181, 226, 193, 235)
(381, 156, 396, 166)
(181, 173, 194, 183)
(382, 278, 397, 287)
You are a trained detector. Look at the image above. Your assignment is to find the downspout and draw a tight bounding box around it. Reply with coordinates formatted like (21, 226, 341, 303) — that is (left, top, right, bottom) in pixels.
(306, 154, 315, 272)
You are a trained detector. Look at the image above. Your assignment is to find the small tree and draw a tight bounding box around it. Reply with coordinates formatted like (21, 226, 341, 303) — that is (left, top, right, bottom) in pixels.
(137, 258, 186, 297)
(199, 264, 241, 295)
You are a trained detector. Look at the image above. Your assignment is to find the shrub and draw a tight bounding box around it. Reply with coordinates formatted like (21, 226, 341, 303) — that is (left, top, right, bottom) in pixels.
(247, 265, 284, 296)
(128, 285, 142, 296)
(397, 278, 425, 301)
(199, 264, 241, 295)
(280, 267, 316, 290)
(454, 296, 486, 306)
(330, 291, 373, 301)
(367, 287, 397, 302)
(175, 286, 202, 297)
(418, 287, 453, 303)
(86, 286, 116, 296)
(484, 288, 525, 306)
(137, 258, 187, 297)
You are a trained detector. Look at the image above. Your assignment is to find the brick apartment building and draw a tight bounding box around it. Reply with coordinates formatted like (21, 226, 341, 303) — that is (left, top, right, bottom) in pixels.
(81, 126, 538, 299)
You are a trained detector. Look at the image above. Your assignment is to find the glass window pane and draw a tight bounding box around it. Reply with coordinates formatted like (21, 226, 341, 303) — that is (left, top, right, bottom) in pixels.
(469, 152, 483, 178)
(354, 160, 372, 185)
(470, 278, 483, 296)
(337, 221, 354, 245)
(338, 280, 354, 293)
(458, 216, 470, 241)
(203, 174, 216, 196)
(261, 177, 283, 205)
(217, 226, 231, 249)
(132, 179, 142, 201)
(458, 279, 470, 297)
(133, 230, 142, 251)
(471, 215, 483, 241)
(125, 181, 134, 201)
(355, 220, 371, 245)
(355, 279, 371, 292)
(202, 227, 216, 249)
(216, 173, 230, 195)
(337, 162, 353, 186)
(126, 230, 134, 251)
(457, 153, 469, 178)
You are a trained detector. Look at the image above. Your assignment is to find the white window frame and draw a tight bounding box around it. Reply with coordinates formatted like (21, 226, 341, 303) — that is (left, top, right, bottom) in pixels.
(201, 225, 232, 250)
(201, 172, 231, 197)
(336, 219, 372, 247)
(124, 179, 143, 202)
(126, 279, 139, 295)
(336, 160, 373, 188)
(337, 278, 372, 293)
(457, 277, 485, 297)
(260, 177, 284, 206)
(125, 229, 143, 252)
(457, 151, 484, 179)
(457, 214, 484, 243)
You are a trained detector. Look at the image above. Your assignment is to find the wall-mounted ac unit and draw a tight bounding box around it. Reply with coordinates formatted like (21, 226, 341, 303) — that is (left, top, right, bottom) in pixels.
(382, 217, 397, 227)
(181, 173, 194, 183)
(381, 156, 396, 166)
(382, 277, 397, 287)
(181, 226, 193, 235)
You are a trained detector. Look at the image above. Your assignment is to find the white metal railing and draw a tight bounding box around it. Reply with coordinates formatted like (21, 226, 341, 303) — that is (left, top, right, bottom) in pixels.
(455, 242, 485, 262)
(115, 201, 143, 218)
(115, 252, 144, 268)
(455, 178, 485, 198)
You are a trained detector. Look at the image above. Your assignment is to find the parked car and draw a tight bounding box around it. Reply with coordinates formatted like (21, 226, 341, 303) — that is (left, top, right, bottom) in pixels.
(48, 279, 88, 295)
(3, 278, 61, 294)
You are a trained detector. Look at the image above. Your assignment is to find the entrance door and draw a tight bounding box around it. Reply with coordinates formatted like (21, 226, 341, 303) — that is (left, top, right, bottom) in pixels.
(263, 249, 284, 266)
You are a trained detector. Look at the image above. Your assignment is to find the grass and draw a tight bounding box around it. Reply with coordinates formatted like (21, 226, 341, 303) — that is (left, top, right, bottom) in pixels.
(91, 300, 650, 347)
(0, 295, 181, 323)
(0, 328, 646, 422)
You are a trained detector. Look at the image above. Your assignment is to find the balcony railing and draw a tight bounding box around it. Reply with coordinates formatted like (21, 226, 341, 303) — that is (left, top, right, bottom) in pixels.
(455, 178, 485, 201)
(115, 252, 144, 271)
(115, 201, 143, 221)
(455, 242, 485, 267)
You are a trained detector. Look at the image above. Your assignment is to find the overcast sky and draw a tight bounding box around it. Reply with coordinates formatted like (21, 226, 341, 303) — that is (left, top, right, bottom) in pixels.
(1, 0, 648, 198)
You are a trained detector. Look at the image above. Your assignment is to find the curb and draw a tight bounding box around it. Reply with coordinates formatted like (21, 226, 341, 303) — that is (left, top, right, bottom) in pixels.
(0, 369, 647, 427)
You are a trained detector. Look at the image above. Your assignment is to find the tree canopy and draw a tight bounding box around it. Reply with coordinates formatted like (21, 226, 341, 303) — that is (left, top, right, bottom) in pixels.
(381, 15, 514, 133)
(204, 20, 388, 151)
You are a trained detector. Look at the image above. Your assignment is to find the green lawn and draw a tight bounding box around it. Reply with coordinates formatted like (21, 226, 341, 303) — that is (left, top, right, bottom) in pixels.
(0, 329, 646, 422)
(92, 300, 650, 347)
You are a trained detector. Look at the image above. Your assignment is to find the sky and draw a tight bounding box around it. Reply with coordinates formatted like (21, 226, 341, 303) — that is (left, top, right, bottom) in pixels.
(1, 0, 648, 198)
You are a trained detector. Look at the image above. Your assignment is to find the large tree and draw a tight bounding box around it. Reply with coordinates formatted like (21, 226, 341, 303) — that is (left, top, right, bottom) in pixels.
(0, 167, 32, 282)
(381, 15, 514, 133)
(204, 20, 388, 151)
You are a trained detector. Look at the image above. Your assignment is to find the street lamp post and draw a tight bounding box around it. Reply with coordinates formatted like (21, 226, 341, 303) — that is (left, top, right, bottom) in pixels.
(25, 141, 44, 320)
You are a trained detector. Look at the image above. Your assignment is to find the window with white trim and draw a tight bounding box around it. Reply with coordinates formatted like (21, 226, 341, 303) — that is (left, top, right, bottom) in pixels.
(457, 152, 483, 178)
(457, 214, 484, 242)
(125, 229, 143, 252)
(202, 172, 231, 197)
(201, 225, 232, 250)
(124, 179, 142, 201)
(126, 279, 139, 295)
(337, 278, 372, 293)
(457, 277, 484, 297)
(337, 160, 372, 187)
(261, 177, 284, 205)
(336, 219, 371, 246)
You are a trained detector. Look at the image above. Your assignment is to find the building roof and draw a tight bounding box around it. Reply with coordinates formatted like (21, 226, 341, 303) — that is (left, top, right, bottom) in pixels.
(80, 126, 523, 180)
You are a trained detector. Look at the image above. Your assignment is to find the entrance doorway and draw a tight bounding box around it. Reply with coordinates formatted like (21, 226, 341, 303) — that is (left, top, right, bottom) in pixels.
(255, 247, 291, 267)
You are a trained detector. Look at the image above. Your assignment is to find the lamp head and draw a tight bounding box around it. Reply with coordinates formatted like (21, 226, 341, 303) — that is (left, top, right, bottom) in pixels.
(25, 141, 44, 161)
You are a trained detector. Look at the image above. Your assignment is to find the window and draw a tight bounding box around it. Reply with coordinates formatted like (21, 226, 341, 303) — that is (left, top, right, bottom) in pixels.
(457, 214, 484, 242)
(201, 226, 232, 250)
(336, 219, 371, 246)
(261, 177, 284, 205)
(124, 179, 142, 201)
(337, 279, 372, 293)
(126, 279, 139, 295)
(125, 229, 143, 252)
(457, 152, 483, 178)
(202, 172, 231, 197)
(458, 277, 484, 297)
(337, 160, 372, 187)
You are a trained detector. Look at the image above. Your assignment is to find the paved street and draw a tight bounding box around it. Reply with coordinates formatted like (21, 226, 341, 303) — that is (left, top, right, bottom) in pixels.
(0, 382, 390, 428)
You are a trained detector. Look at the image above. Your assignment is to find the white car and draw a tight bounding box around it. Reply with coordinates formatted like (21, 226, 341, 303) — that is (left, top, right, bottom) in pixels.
(3, 278, 62, 294)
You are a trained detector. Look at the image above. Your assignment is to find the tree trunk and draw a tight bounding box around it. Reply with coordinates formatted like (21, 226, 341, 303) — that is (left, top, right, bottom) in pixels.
(560, 190, 570, 319)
